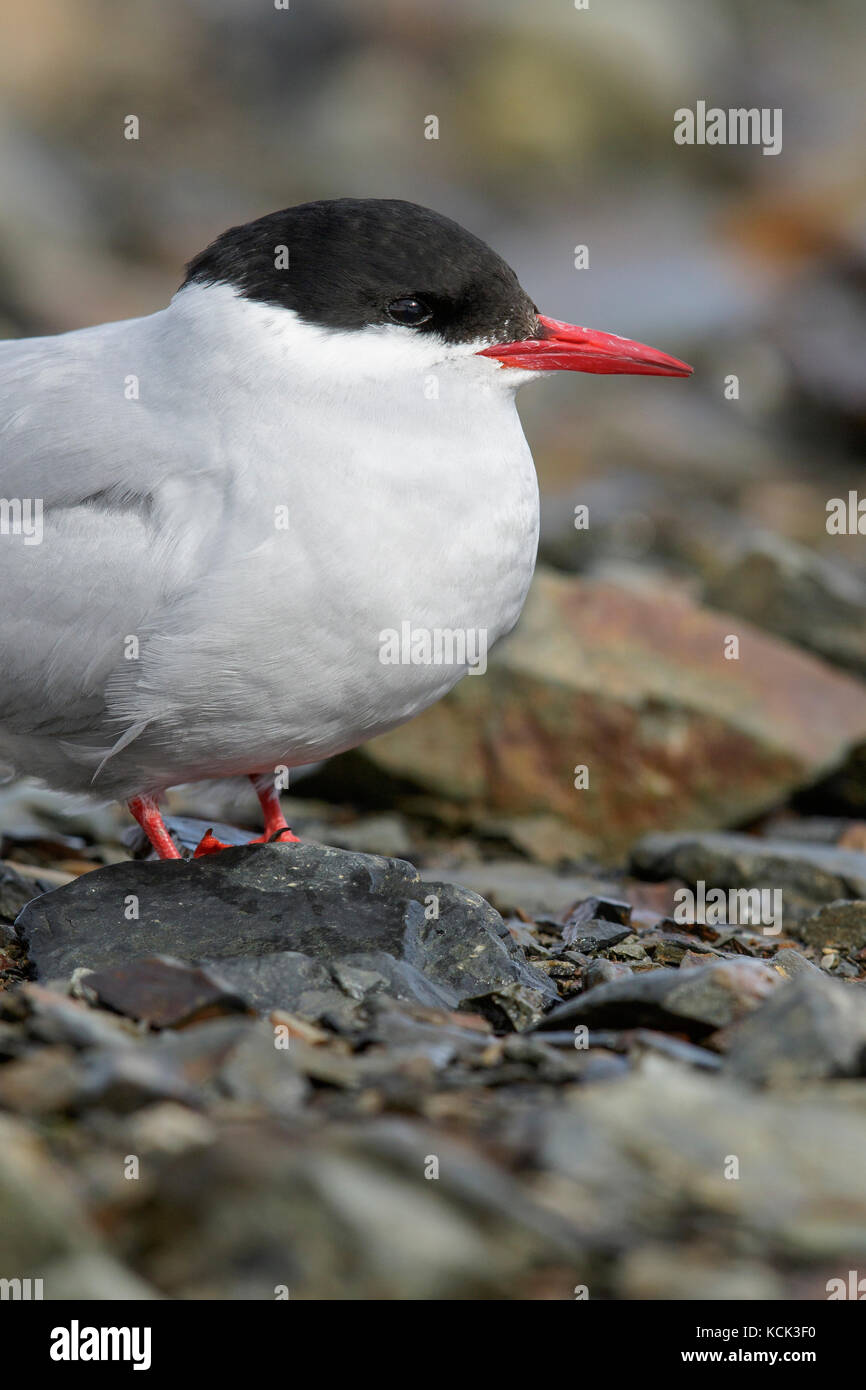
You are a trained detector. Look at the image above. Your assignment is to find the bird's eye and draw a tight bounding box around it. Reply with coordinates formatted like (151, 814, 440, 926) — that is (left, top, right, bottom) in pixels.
(385, 296, 433, 327)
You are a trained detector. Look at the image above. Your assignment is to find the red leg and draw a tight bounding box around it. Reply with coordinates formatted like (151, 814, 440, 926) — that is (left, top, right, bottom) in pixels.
(129, 778, 298, 863)
(248, 773, 299, 844)
(128, 794, 182, 860)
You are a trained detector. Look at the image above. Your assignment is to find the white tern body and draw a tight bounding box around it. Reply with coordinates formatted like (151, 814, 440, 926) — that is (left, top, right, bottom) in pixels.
(0, 283, 539, 798)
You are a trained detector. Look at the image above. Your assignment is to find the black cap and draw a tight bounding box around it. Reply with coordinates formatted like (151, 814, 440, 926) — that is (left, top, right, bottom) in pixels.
(182, 198, 538, 345)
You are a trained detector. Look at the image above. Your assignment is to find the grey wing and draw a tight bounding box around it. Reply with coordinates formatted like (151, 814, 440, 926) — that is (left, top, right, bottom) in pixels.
(0, 322, 227, 776)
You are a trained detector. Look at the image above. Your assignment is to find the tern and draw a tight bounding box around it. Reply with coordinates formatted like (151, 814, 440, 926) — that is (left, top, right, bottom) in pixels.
(0, 198, 691, 858)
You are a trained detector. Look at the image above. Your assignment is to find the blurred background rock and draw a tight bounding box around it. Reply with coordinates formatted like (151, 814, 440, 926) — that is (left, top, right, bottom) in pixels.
(1, 0, 865, 857)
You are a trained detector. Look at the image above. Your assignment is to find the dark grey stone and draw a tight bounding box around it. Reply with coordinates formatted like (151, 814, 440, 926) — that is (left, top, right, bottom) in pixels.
(0, 864, 43, 925)
(582, 958, 633, 990)
(725, 974, 866, 1085)
(536, 957, 780, 1036)
(562, 919, 633, 952)
(631, 831, 866, 921)
(216, 1020, 309, 1115)
(202, 951, 362, 1030)
(15, 842, 556, 1029)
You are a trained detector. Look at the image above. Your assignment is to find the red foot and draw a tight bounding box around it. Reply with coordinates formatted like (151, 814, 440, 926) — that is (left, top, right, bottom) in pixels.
(249, 827, 300, 845)
(128, 776, 299, 862)
(193, 829, 233, 858)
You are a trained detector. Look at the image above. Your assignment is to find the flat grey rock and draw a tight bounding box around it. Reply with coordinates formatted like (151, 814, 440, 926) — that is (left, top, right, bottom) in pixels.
(536, 957, 780, 1036)
(725, 973, 866, 1085)
(15, 842, 556, 1029)
(631, 831, 866, 921)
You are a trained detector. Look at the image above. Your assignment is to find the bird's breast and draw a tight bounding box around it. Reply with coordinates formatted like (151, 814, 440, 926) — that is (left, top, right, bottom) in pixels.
(111, 378, 541, 780)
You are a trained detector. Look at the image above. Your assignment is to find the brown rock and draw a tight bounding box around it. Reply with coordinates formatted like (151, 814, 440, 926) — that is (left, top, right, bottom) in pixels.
(349, 570, 866, 857)
(85, 956, 249, 1029)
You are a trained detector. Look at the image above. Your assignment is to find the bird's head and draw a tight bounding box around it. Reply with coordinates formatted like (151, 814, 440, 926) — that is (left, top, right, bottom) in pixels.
(181, 197, 692, 384)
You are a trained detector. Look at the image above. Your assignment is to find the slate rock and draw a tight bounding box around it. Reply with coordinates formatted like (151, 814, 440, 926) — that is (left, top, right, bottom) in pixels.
(139, 815, 252, 857)
(567, 1027, 722, 1071)
(536, 957, 780, 1036)
(770, 948, 826, 981)
(564, 895, 632, 929)
(560, 895, 632, 950)
(78, 1048, 202, 1112)
(18, 983, 138, 1049)
(540, 1054, 866, 1267)
(563, 919, 633, 953)
(362, 998, 494, 1070)
(85, 956, 249, 1028)
(330, 950, 458, 1011)
(0, 1046, 85, 1115)
(16, 842, 556, 1029)
(725, 974, 866, 1085)
(800, 900, 866, 954)
(704, 531, 866, 679)
(216, 1020, 309, 1116)
(145, 1016, 253, 1089)
(202, 952, 362, 1030)
(0, 863, 42, 924)
(421, 860, 622, 920)
(632, 830, 866, 922)
(582, 958, 632, 990)
(0, 1113, 103, 1271)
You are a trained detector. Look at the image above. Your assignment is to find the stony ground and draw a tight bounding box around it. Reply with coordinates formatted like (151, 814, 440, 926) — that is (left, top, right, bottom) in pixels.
(1, 785, 865, 1301)
(1, 0, 865, 1307)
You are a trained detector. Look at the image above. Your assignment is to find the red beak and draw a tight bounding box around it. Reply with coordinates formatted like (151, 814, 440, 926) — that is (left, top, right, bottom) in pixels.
(478, 313, 693, 377)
